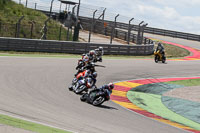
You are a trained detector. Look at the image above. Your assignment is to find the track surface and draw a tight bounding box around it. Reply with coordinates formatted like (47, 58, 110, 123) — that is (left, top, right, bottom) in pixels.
(0, 37, 200, 133)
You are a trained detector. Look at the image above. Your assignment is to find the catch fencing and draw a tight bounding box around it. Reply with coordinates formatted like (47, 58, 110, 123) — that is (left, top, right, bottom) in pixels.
(0, 37, 154, 55)
(0, 19, 72, 41)
(11, 0, 200, 42)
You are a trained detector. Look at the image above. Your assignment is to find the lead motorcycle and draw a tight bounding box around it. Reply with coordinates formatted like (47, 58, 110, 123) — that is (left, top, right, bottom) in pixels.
(80, 89, 110, 106)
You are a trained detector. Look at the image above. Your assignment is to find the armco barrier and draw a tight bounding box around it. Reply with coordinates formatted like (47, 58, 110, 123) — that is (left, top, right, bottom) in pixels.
(0, 37, 154, 55)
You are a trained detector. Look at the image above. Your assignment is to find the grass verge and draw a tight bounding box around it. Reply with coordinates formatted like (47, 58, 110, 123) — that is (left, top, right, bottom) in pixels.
(0, 114, 71, 133)
(166, 79, 200, 86)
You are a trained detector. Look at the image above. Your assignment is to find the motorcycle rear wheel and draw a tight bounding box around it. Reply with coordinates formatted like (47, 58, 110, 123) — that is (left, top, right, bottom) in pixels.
(92, 96, 105, 106)
(162, 56, 166, 63)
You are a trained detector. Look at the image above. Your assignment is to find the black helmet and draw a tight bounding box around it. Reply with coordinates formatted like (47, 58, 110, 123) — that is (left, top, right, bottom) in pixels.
(158, 43, 162, 46)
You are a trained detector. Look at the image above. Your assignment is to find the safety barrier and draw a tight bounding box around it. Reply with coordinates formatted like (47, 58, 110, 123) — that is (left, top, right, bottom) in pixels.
(0, 37, 154, 55)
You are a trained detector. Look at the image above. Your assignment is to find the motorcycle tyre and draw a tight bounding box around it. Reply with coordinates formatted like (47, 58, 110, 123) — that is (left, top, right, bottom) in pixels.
(92, 96, 105, 106)
(80, 93, 88, 102)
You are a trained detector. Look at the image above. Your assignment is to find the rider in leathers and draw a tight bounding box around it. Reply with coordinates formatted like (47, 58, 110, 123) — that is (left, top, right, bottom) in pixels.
(156, 43, 165, 56)
(88, 83, 114, 103)
(94, 47, 104, 62)
(69, 70, 91, 91)
(85, 72, 97, 89)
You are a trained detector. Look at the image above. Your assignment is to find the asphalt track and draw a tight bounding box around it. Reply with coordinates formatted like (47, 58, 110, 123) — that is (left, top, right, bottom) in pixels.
(0, 37, 200, 133)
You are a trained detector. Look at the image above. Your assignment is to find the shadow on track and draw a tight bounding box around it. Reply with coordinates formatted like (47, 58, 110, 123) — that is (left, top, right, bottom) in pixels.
(96, 104, 118, 110)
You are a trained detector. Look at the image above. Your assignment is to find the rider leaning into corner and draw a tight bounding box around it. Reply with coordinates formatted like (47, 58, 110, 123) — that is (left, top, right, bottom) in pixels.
(89, 82, 114, 101)
(81, 47, 104, 63)
(156, 43, 165, 56)
(85, 71, 97, 89)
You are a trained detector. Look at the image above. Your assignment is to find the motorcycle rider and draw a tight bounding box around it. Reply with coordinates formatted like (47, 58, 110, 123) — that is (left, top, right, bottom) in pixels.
(75, 56, 90, 75)
(94, 47, 104, 62)
(85, 50, 96, 62)
(90, 82, 114, 101)
(85, 71, 97, 89)
(156, 43, 165, 56)
(69, 69, 92, 91)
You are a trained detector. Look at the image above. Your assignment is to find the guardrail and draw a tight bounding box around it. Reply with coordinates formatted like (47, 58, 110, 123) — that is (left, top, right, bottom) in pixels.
(0, 37, 154, 55)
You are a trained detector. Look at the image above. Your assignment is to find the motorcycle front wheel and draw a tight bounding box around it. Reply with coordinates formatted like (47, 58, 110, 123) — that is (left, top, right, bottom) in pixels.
(80, 93, 88, 101)
(154, 55, 159, 63)
(75, 85, 87, 94)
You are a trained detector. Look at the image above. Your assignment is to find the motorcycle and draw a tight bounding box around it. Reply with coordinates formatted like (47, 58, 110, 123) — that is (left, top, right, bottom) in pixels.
(71, 77, 96, 94)
(154, 50, 166, 63)
(80, 89, 109, 106)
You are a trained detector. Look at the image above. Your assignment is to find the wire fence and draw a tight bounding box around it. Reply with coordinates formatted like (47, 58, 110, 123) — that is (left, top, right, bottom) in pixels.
(7, 0, 151, 44)
(0, 21, 73, 41)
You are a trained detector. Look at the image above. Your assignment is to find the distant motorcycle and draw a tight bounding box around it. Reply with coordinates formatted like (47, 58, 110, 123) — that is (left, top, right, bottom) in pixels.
(154, 50, 166, 63)
(80, 89, 110, 106)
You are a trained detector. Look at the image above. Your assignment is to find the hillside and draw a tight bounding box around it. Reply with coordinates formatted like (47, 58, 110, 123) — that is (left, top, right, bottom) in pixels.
(0, 0, 72, 40)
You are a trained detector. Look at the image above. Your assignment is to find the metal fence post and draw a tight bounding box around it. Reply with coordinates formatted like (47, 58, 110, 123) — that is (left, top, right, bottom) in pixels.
(35, 3, 37, 10)
(72, 5, 77, 14)
(127, 18, 134, 45)
(59, 2, 62, 13)
(30, 21, 34, 39)
(77, 0, 81, 18)
(16, 16, 24, 38)
(49, 0, 54, 17)
(0, 21, 1, 33)
(59, 25, 62, 40)
(66, 27, 70, 41)
(102, 8, 106, 35)
(102, 8, 106, 23)
(110, 14, 119, 44)
(88, 10, 97, 42)
(25, 0, 28, 7)
(15, 23, 18, 37)
(140, 23, 147, 44)
(137, 21, 144, 45)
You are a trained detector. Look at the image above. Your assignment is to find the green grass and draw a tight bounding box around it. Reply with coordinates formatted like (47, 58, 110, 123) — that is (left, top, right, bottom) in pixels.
(166, 79, 200, 86)
(127, 91, 200, 131)
(152, 41, 190, 58)
(0, 0, 72, 40)
(0, 114, 71, 133)
(162, 43, 190, 58)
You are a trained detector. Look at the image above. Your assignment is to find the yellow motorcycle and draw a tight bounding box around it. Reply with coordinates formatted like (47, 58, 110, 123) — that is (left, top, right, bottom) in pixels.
(154, 50, 166, 63)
